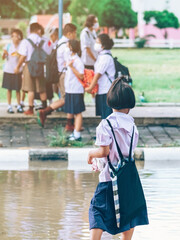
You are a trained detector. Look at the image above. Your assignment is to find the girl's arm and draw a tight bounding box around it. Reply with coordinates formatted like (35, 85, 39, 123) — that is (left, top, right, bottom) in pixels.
(2, 50, 8, 60)
(86, 47, 96, 62)
(68, 60, 84, 80)
(14, 55, 26, 74)
(87, 146, 110, 164)
(85, 73, 101, 93)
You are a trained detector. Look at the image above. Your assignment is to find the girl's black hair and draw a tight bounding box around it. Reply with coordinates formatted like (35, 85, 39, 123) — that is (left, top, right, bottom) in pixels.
(11, 29, 23, 40)
(84, 15, 96, 28)
(98, 33, 114, 50)
(107, 77, 135, 110)
(69, 39, 81, 56)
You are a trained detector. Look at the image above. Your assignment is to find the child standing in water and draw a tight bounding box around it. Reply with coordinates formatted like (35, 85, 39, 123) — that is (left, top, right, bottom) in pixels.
(87, 77, 149, 240)
(2, 29, 24, 113)
(64, 40, 85, 141)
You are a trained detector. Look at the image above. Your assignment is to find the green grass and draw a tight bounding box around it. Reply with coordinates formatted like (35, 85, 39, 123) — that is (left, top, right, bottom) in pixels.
(112, 48, 180, 103)
(0, 47, 180, 103)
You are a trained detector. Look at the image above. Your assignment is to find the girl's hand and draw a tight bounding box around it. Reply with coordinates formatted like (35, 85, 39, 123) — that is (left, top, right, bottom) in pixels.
(87, 153, 93, 165)
(14, 67, 19, 74)
(85, 87, 92, 93)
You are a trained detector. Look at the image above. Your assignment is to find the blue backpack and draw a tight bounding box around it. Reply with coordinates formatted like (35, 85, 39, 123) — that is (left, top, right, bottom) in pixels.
(27, 38, 47, 78)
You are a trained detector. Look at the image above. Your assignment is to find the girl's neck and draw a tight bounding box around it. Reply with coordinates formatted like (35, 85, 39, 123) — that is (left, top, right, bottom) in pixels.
(113, 108, 130, 114)
(13, 41, 19, 48)
(71, 52, 76, 56)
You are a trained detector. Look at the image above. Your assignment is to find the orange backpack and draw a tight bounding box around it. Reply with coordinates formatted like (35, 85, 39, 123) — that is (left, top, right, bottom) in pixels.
(78, 69, 98, 94)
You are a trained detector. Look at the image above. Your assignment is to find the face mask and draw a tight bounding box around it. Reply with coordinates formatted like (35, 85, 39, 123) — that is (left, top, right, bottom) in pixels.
(94, 43, 103, 52)
(93, 22, 99, 29)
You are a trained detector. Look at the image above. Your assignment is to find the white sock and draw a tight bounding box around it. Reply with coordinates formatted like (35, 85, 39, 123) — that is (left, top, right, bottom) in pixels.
(73, 130, 81, 139)
(8, 105, 12, 109)
(17, 104, 21, 109)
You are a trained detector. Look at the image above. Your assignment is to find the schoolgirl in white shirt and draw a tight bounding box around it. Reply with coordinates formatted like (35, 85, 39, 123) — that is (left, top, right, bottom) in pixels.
(64, 40, 85, 141)
(2, 29, 24, 113)
(80, 15, 98, 70)
(85, 34, 115, 119)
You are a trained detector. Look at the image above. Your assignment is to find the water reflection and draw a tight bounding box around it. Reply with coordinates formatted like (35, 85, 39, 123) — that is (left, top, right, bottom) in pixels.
(0, 162, 180, 240)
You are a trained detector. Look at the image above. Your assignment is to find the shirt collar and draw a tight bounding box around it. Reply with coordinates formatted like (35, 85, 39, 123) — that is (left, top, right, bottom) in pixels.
(99, 49, 111, 55)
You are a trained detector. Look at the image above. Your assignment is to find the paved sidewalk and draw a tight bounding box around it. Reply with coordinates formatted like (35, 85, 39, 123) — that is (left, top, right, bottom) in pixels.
(0, 103, 180, 149)
(0, 122, 180, 149)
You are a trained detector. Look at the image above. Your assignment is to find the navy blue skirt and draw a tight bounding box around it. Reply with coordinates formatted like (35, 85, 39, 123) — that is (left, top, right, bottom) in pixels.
(2, 72, 22, 91)
(89, 181, 149, 235)
(96, 94, 112, 119)
(64, 93, 85, 114)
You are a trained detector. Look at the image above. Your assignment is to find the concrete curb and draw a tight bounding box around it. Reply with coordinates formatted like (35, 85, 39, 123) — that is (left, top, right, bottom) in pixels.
(28, 147, 180, 162)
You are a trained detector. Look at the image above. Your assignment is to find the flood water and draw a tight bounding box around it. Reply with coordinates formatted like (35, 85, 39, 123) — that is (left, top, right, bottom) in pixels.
(0, 160, 180, 240)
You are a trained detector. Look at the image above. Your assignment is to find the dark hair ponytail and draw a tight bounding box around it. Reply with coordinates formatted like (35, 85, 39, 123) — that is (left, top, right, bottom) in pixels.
(98, 34, 114, 50)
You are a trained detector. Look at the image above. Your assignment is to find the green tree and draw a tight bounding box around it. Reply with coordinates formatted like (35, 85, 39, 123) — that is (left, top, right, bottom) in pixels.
(89, 0, 137, 29)
(0, 0, 71, 19)
(144, 10, 179, 38)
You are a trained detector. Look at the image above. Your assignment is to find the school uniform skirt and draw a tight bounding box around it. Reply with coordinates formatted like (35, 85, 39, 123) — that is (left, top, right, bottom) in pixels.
(89, 181, 149, 235)
(2, 72, 22, 91)
(64, 93, 85, 114)
(96, 94, 112, 119)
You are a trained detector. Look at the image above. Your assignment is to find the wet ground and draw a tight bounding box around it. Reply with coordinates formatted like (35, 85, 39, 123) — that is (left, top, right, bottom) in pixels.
(0, 160, 180, 240)
(0, 123, 180, 148)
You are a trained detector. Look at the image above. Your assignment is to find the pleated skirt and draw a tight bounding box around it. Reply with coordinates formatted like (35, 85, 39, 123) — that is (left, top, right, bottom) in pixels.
(89, 181, 149, 235)
(64, 93, 85, 114)
(2, 72, 22, 91)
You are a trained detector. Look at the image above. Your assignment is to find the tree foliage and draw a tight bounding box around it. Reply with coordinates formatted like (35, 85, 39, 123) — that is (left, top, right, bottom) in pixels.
(144, 10, 179, 29)
(68, 0, 137, 30)
(0, 0, 71, 18)
(88, 0, 137, 29)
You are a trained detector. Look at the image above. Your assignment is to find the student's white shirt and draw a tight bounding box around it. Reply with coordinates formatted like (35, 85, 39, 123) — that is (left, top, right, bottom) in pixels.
(3, 42, 22, 74)
(64, 54, 84, 94)
(94, 49, 115, 95)
(18, 33, 49, 61)
(56, 36, 69, 73)
(80, 27, 98, 66)
(42, 36, 52, 55)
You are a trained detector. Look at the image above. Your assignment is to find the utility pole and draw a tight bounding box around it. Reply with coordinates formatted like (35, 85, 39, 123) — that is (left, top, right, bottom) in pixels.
(58, 0, 63, 38)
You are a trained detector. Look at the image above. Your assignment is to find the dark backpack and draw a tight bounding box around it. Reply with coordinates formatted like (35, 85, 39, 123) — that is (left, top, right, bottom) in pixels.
(27, 38, 47, 78)
(105, 53, 133, 85)
(46, 42, 66, 83)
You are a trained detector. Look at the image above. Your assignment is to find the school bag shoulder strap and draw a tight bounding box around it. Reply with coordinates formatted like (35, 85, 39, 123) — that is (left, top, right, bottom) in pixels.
(56, 41, 66, 50)
(106, 119, 134, 164)
(27, 38, 36, 48)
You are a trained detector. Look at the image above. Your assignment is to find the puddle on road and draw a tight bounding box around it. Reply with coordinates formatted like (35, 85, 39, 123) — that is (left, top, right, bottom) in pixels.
(0, 159, 179, 240)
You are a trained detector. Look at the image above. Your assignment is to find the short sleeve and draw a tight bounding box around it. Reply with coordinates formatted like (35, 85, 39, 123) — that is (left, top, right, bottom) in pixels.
(18, 39, 28, 56)
(95, 120, 112, 146)
(75, 58, 84, 74)
(80, 30, 91, 49)
(95, 55, 111, 75)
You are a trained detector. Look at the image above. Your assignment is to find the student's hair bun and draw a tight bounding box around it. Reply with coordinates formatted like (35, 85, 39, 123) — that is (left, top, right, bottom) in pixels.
(98, 34, 114, 50)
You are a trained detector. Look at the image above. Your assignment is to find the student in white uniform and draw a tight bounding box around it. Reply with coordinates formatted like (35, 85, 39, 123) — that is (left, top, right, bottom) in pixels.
(37, 24, 77, 128)
(64, 40, 85, 141)
(85, 34, 115, 119)
(80, 15, 99, 70)
(2, 29, 24, 113)
(14, 23, 49, 115)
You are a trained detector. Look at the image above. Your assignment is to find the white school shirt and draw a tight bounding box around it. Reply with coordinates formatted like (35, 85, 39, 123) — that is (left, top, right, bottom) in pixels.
(56, 36, 69, 73)
(3, 42, 22, 74)
(95, 112, 139, 182)
(18, 33, 49, 61)
(80, 27, 98, 66)
(64, 54, 84, 94)
(94, 49, 115, 95)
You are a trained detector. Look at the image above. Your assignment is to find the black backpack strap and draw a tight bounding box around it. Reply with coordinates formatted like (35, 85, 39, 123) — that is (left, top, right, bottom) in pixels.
(128, 126, 135, 161)
(104, 53, 113, 83)
(27, 38, 36, 48)
(106, 119, 124, 161)
(56, 41, 66, 50)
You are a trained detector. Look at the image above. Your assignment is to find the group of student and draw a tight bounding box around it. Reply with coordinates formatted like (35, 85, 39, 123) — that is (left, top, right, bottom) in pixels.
(2, 14, 116, 141)
(2, 14, 149, 240)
